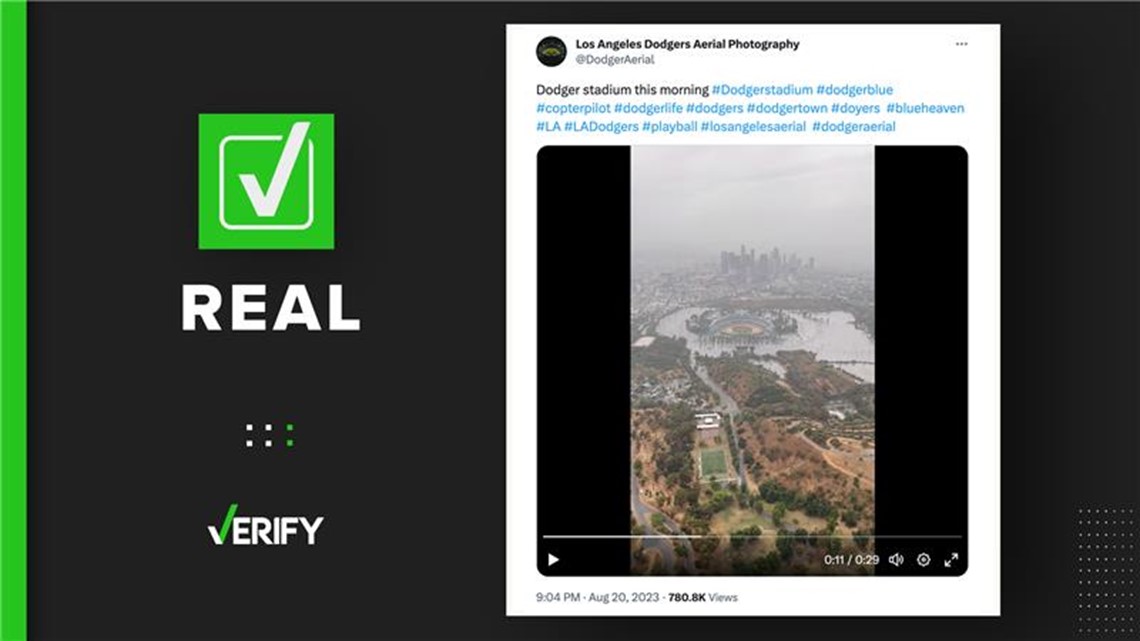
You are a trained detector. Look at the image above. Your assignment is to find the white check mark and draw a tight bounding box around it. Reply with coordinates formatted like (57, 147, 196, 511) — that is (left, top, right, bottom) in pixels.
(239, 121, 310, 218)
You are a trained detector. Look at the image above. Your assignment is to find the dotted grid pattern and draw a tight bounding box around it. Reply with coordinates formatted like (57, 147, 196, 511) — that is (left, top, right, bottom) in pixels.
(1077, 508, 1137, 636)
(243, 422, 296, 449)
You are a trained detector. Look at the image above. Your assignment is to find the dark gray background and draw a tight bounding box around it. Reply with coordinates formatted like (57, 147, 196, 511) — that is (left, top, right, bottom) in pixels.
(26, 2, 1140, 640)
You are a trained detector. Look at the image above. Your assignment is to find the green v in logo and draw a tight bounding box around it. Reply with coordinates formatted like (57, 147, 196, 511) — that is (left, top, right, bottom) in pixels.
(207, 503, 239, 545)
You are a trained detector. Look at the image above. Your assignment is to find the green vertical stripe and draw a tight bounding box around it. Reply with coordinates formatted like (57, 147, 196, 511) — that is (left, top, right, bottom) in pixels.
(0, 0, 27, 639)
(217, 503, 239, 545)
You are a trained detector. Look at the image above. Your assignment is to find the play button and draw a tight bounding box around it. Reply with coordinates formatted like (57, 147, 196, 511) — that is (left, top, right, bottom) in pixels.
(547, 553, 559, 567)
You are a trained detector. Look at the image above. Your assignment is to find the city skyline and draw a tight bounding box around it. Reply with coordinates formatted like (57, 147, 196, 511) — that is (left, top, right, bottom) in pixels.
(631, 146, 875, 272)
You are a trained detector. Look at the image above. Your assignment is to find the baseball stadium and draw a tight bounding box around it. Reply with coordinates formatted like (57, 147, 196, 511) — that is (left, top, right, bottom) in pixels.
(705, 312, 772, 341)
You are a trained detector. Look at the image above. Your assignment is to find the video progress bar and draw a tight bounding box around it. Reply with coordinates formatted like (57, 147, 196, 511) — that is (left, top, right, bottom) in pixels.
(543, 534, 965, 539)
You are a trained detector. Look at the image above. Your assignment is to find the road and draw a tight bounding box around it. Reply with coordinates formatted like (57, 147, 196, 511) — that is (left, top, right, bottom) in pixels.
(627, 347, 751, 574)
(690, 353, 748, 485)
(630, 448, 696, 574)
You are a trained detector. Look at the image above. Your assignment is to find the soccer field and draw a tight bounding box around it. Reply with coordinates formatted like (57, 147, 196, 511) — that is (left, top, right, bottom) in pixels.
(700, 449, 728, 476)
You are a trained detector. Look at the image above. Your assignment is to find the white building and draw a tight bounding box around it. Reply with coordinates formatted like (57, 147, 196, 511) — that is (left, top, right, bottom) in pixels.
(694, 412, 722, 430)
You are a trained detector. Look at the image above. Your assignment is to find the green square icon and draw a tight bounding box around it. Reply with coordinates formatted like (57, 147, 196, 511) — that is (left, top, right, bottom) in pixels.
(198, 113, 334, 250)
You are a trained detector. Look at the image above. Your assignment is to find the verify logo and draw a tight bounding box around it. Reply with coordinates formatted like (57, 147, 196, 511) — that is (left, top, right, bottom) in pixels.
(207, 503, 325, 546)
(198, 114, 334, 250)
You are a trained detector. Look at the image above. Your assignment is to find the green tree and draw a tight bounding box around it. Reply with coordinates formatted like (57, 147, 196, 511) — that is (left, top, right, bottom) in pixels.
(776, 531, 795, 561)
(842, 509, 859, 528)
(772, 502, 788, 527)
(730, 524, 762, 549)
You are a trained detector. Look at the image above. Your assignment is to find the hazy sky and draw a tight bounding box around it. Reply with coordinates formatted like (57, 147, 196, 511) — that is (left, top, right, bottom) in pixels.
(631, 146, 874, 271)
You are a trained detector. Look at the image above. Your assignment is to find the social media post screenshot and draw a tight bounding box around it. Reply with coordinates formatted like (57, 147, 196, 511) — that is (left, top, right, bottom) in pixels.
(507, 24, 999, 616)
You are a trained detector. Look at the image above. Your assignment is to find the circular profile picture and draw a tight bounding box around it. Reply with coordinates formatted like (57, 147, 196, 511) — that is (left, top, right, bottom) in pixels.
(536, 36, 567, 67)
